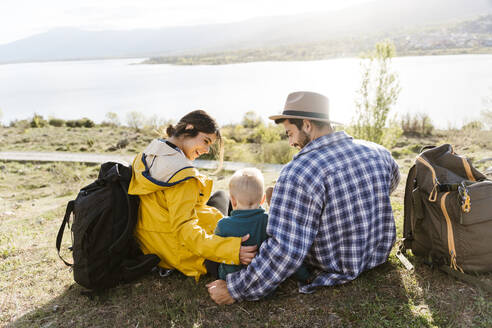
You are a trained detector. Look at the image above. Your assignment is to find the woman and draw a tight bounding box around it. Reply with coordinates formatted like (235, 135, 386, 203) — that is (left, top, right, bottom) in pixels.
(128, 110, 256, 280)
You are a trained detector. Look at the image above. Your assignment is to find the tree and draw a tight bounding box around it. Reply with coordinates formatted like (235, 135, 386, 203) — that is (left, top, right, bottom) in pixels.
(353, 40, 401, 145)
(482, 88, 492, 130)
(242, 111, 263, 128)
(126, 111, 145, 131)
(105, 112, 120, 126)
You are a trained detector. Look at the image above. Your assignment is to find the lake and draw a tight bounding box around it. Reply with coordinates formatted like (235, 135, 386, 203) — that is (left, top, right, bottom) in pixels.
(1, 55, 491, 129)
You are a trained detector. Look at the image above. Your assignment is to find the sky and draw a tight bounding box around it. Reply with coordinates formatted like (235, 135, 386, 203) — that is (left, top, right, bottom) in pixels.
(0, 0, 372, 45)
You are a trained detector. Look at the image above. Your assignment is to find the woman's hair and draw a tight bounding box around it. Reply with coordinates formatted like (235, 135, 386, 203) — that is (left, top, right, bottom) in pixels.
(229, 168, 264, 208)
(165, 110, 224, 170)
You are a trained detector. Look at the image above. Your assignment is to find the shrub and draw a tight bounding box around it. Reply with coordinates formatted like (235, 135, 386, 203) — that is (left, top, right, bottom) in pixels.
(462, 120, 483, 131)
(242, 111, 263, 128)
(353, 40, 401, 145)
(66, 118, 95, 128)
(48, 118, 65, 127)
(249, 123, 282, 144)
(126, 111, 145, 131)
(400, 112, 434, 136)
(30, 114, 48, 128)
(9, 119, 30, 129)
(103, 112, 120, 127)
(257, 141, 298, 164)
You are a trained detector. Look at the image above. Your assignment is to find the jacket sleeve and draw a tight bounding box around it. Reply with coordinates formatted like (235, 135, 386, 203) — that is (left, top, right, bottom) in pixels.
(164, 178, 241, 265)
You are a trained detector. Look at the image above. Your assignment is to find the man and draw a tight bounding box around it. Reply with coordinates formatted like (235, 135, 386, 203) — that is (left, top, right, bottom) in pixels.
(207, 91, 400, 304)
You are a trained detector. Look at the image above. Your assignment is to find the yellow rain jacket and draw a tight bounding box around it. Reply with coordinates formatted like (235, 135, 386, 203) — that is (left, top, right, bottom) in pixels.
(128, 139, 241, 280)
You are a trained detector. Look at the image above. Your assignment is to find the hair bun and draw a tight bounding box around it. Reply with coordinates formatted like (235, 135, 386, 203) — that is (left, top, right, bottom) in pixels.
(166, 124, 176, 137)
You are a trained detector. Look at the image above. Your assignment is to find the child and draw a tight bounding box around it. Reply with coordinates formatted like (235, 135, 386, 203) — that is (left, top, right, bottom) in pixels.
(214, 167, 311, 283)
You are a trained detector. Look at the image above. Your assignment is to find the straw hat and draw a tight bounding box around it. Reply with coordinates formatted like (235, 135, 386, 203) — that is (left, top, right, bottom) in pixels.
(269, 91, 342, 125)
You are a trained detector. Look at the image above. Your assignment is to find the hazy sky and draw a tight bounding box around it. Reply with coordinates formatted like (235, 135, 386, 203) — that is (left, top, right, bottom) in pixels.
(0, 0, 372, 45)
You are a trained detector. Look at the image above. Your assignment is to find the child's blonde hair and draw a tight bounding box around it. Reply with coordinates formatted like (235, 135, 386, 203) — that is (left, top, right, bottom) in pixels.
(229, 168, 264, 208)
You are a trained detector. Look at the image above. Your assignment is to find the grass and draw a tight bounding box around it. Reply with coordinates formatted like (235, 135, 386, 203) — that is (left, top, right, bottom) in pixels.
(1, 126, 492, 327)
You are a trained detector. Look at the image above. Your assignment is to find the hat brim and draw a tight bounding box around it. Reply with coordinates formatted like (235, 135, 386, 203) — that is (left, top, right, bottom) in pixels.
(268, 114, 343, 126)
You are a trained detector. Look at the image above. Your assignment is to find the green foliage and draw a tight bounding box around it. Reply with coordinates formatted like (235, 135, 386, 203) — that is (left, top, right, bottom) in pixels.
(126, 111, 145, 131)
(86, 138, 95, 148)
(48, 118, 65, 127)
(66, 118, 95, 128)
(222, 138, 257, 163)
(30, 114, 48, 128)
(400, 112, 434, 136)
(462, 120, 484, 130)
(103, 112, 120, 127)
(9, 119, 30, 129)
(249, 123, 282, 144)
(242, 111, 263, 128)
(380, 118, 403, 149)
(256, 140, 297, 164)
(352, 40, 401, 145)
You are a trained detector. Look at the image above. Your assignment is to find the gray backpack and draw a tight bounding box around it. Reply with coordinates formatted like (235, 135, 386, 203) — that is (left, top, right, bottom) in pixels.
(402, 144, 492, 276)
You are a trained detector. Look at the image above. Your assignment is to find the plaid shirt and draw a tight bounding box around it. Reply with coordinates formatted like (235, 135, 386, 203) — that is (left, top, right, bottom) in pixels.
(226, 131, 400, 300)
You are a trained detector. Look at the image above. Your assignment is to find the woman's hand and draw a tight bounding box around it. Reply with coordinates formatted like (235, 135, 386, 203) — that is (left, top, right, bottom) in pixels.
(239, 234, 257, 265)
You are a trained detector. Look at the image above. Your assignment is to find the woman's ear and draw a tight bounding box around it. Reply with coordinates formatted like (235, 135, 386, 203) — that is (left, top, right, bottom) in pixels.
(185, 124, 194, 130)
(260, 194, 266, 206)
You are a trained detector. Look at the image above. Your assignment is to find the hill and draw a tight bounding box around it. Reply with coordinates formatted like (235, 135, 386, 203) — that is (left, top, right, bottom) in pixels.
(0, 0, 491, 63)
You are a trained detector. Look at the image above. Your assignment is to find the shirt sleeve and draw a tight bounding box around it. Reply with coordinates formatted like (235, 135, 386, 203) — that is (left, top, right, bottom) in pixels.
(165, 179, 241, 265)
(226, 167, 323, 300)
(389, 156, 400, 194)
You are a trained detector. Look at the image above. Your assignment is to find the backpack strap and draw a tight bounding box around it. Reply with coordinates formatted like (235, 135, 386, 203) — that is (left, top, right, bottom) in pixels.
(56, 200, 75, 267)
(108, 180, 137, 255)
(439, 265, 492, 294)
(402, 164, 417, 251)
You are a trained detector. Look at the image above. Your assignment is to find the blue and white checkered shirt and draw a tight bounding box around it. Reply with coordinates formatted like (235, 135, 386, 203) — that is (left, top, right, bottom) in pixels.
(226, 131, 400, 300)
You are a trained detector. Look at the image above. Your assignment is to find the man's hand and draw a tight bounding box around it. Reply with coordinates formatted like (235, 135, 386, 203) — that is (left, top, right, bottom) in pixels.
(206, 280, 235, 305)
(239, 234, 257, 265)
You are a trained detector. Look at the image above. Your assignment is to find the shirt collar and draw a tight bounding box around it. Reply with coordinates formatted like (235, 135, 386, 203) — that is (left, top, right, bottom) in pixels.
(294, 131, 352, 159)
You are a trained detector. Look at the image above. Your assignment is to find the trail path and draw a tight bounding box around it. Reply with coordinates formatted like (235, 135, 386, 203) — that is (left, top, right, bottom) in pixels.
(0, 151, 283, 172)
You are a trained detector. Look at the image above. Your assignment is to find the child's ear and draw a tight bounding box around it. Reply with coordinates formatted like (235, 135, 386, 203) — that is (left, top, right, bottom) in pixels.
(260, 194, 266, 206)
(230, 195, 237, 208)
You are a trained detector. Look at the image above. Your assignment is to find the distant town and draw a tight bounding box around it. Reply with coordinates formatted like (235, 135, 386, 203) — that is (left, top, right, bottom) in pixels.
(144, 15, 492, 65)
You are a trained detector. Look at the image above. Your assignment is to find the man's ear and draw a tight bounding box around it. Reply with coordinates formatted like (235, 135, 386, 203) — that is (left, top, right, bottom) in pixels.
(185, 124, 194, 130)
(302, 119, 312, 133)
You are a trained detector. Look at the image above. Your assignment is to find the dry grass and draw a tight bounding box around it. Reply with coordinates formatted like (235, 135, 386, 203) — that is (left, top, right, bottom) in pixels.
(1, 126, 491, 328)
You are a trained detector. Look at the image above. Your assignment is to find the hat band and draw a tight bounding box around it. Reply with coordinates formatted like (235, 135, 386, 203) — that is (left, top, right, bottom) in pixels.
(282, 110, 328, 120)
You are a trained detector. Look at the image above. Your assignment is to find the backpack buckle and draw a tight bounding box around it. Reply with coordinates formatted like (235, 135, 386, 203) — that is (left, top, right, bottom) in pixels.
(458, 184, 471, 213)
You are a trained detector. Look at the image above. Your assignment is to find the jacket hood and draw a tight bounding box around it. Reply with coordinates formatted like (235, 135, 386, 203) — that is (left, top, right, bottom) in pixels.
(128, 139, 208, 195)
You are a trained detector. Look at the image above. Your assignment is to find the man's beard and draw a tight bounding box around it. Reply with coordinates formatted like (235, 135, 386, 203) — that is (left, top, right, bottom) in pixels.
(294, 130, 311, 149)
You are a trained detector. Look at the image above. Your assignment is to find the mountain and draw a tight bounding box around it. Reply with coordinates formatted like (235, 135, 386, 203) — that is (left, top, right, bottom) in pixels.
(1, 0, 491, 63)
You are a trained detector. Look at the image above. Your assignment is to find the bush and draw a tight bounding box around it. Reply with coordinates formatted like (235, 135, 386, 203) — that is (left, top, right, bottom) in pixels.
(353, 40, 401, 145)
(66, 118, 95, 128)
(30, 114, 48, 128)
(249, 123, 282, 144)
(462, 120, 483, 131)
(400, 112, 434, 136)
(257, 141, 298, 164)
(9, 119, 30, 129)
(103, 112, 120, 127)
(242, 111, 263, 128)
(126, 111, 145, 131)
(48, 118, 65, 127)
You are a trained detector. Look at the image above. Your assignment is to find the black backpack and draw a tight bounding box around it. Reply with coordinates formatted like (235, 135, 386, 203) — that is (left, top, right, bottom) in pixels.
(56, 162, 160, 290)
